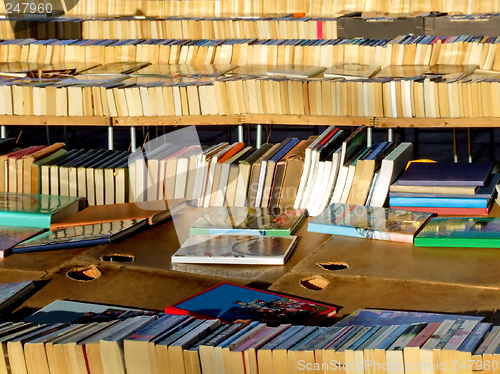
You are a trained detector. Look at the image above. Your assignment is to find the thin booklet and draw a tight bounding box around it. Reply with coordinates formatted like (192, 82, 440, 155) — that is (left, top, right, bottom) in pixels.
(172, 235, 298, 265)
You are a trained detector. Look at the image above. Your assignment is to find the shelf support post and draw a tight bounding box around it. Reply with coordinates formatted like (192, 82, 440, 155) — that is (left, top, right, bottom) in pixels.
(108, 126, 114, 151)
(238, 125, 244, 143)
(453, 128, 458, 163)
(388, 128, 394, 142)
(367, 127, 373, 147)
(130, 126, 137, 151)
(256, 124, 262, 148)
(0, 126, 6, 138)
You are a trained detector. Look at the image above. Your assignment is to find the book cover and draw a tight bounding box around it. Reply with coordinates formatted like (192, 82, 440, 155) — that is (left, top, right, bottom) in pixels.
(171, 235, 298, 265)
(396, 162, 493, 187)
(189, 207, 307, 236)
(0, 192, 80, 228)
(12, 219, 147, 253)
(389, 196, 490, 208)
(324, 62, 381, 79)
(391, 206, 492, 216)
(166, 283, 337, 325)
(308, 204, 434, 243)
(415, 217, 500, 247)
(335, 309, 483, 327)
(0, 281, 36, 311)
(49, 199, 186, 231)
(0, 226, 44, 258)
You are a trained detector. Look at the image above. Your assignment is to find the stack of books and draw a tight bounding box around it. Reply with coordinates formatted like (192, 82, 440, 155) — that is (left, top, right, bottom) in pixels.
(389, 162, 497, 215)
(0, 191, 186, 255)
(171, 207, 307, 265)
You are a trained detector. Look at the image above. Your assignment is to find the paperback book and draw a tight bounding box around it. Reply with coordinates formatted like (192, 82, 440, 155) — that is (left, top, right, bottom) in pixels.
(189, 207, 307, 236)
(171, 235, 298, 265)
(308, 203, 434, 243)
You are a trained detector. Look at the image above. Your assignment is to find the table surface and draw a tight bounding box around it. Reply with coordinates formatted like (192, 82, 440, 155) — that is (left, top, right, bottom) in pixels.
(8, 204, 500, 319)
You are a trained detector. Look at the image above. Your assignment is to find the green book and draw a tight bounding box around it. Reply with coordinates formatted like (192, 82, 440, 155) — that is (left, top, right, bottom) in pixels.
(31, 149, 67, 194)
(0, 192, 80, 229)
(414, 217, 500, 248)
(189, 206, 307, 236)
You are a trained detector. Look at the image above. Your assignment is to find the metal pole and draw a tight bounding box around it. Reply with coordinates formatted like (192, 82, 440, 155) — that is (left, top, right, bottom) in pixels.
(453, 128, 458, 163)
(0, 126, 6, 138)
(45, 126, 50, 145)
(388, 128, 394, 142)
(367, 127, 373, 147)
(108, 126, 114, 151)
(256, 124, 262, 148)
(130, 126, 137, 151)
(238, 125, 244, 143)
(467, 128, 472, 163)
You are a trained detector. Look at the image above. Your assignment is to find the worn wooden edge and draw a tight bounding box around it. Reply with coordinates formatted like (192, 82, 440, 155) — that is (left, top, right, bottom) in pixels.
(0, 116, 111, 126)
(375, 117, 500, 128)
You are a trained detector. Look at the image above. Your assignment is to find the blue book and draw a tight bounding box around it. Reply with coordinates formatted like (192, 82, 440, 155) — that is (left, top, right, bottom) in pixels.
(389, 197, 489, 208)
(376, 324, 410, 350)
(308, 204, 434, 244)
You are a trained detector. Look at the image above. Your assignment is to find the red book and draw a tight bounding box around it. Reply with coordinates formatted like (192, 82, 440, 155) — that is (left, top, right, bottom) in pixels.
(166, 282, 337, 325)
(391, 206, 491, 216)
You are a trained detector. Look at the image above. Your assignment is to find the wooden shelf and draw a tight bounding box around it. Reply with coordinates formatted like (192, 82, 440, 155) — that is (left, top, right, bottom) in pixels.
(113, 115, 240, 127)
(0, 116, 111, 126)
(4, 115, 500, 129)
(374, 117, 500, 128)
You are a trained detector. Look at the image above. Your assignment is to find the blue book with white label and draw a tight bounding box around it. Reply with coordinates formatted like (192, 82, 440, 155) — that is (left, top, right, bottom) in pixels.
(389, 197, 489, 208)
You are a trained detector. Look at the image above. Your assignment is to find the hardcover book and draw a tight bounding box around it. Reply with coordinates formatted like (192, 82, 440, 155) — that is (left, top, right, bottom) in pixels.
(166, 283, 337, 325)
(415, 217, 500, 247)
(308, 204, 434, 243)
(0, 192, 81, 228)
(323, 62, 381, 79)
(396, 162, 493, 187)
(189, 207, 307, 236)
(49, 198, 186, 231)
(0, 281, 36, 312)
(171, 235, 298, 265)
(12, 219, 148, 253)
(0, 226, 44, 258)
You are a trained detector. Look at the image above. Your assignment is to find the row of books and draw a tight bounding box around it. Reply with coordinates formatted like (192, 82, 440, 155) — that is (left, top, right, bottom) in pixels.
(0, 36, 499, 70)
(0, 17, 338, 41)
(0, 281, 494, 374)
(8, 0, 500, 17)
(5, 73, 500, 118)
(0, 140, 131, 205)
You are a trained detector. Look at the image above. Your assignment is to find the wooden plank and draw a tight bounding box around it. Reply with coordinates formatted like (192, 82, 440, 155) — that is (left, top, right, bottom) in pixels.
(245, 114, 373, 126)
(0, 116, 110, 126)
(113, 115, 240, 126)
(375, 117, 500, 128)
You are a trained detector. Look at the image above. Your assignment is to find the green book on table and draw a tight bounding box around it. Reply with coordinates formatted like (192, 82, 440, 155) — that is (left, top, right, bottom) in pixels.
(414, 217, 500, 248)
(0, 192, 81, 229)
(189, 206, 307, 236)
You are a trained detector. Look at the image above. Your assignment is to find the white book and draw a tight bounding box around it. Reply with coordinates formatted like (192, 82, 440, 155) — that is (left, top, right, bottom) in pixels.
(307, 161, 327, 216)
(300, 150, 320, 209)
(370, 143, 413, 207)
(316, 151, 342, 214)
(340, 165, 356, 204)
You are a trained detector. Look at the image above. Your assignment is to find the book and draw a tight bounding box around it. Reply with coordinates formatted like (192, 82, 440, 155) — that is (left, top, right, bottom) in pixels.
(171, 235, 298, 265)
(189, 207, 306, 236)
(0, 226, 43, 258)
(0, 192, 81, 228)
(335, 309, 483, 327)
(267, 65, 326, 78)
(49, 198, 186, 231)
(308, 204, 434, 244)
(12, 219, 148, 253)
(323, 62, 381, 79)
(391, 206, 492, 216)
(389, 197, 490, 208)
(396, 162, 493, 187)
(414, 217, 500, 248)
(166, 283, 337, 325)
(0, 281, 35, 313)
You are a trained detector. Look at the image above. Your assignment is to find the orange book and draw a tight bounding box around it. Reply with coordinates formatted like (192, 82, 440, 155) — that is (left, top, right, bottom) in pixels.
(49, 198, 186, 231)
(25, 143, 65, 194)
